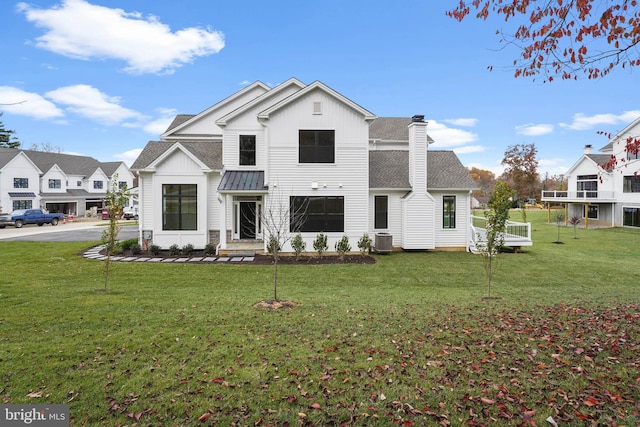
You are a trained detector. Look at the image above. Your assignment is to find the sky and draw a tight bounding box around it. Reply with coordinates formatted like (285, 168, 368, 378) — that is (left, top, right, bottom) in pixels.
(1, 0, 638, 178)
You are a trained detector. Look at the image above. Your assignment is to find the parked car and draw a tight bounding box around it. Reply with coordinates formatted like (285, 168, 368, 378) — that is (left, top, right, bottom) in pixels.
(123, 207, 139, 220)
(0, 209, 64, 228)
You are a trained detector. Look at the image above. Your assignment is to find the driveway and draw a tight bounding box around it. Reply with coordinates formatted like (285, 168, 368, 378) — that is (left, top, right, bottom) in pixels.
(0, 219, 139, 242)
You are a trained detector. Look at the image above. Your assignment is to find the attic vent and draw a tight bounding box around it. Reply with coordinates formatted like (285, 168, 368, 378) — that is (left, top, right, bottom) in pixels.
(411, 115, 425, 123)
(313, 102, 322, 114)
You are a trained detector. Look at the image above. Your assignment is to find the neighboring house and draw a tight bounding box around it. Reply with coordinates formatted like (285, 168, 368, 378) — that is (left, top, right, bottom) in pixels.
(542, 116, 640, 227)
(131, 78, 478, 253)
(0, 148, 135, 216)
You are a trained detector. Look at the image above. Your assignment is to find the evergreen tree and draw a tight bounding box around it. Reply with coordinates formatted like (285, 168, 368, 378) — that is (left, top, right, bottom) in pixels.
(0, 113, 20, 149)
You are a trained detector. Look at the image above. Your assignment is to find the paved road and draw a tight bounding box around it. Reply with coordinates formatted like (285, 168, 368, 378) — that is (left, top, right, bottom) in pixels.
(0, 219, 139, 242)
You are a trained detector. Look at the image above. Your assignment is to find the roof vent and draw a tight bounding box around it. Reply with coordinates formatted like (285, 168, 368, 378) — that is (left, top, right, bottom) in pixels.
(411, 115, 425, 123)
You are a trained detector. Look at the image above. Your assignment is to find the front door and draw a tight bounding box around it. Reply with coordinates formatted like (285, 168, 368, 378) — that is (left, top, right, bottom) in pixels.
(239, 202, 256, 239)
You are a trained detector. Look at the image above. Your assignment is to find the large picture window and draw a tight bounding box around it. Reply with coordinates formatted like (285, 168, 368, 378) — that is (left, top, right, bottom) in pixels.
(623, 175, 640, 193)
(299, 130, 335, 163)
(577, 175, 598, 197)
(443, 195, 456, 229)
(374, 195, 388, 229)
(239, 135, 256, 166)
(624, 207, 640, 227)
(290, 196, 344, 232)
(163, 184, 197, 230)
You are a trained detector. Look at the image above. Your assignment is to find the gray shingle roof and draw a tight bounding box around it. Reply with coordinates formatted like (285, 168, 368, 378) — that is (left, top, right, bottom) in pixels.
(369, 118, 412, 141)
(369, 117, 435, 143)
(369, 150, 411, 188)
(427, 151, 477, 189)
(369, 150, 477, 190)
(586, 153, 614, 170)
(130, 141, 223, 170)
(0, 147, 123, 177)
(165, 114, 195, 133)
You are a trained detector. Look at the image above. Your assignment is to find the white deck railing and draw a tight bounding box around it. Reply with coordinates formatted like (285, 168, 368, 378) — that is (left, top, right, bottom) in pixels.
(541, 190, 616, 201)
(470, 215, 533, 250)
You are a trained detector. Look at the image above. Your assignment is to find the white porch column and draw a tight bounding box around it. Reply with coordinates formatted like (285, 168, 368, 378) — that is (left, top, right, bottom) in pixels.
(218, 194, 227, 250)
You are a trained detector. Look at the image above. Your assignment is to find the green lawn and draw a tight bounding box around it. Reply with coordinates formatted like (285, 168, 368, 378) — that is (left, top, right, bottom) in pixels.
(1, 210, 638, 426)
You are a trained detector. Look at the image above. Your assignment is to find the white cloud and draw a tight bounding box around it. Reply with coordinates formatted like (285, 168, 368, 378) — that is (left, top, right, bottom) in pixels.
(454, 145, 485, 154)
(515, 123, 554, 136)
(443, 118, 478, 127)
(114, 148, 143, 167)
(142, 108, 177, 136)
(17, 0, 225, 74)
(560, 110, 640, 131)
(427, 119, 478, 147)
(45, 84, 145, 125)
(0, 86, 65, 120)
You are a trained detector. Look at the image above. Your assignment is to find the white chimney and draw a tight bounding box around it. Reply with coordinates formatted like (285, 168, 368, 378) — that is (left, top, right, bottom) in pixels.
(584, 144, 593, 154)
(408, 115, 428, 192)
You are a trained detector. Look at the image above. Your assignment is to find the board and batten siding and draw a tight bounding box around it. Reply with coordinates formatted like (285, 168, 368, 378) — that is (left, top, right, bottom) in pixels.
(144, 150, 210, 249)
(263, 89, 370, 251)
(432, 191, 472, 249)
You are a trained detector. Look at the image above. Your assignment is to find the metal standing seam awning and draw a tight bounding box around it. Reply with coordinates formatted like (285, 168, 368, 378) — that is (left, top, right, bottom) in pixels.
(217, 171, 268, 192)
(8, 192, 36, 198)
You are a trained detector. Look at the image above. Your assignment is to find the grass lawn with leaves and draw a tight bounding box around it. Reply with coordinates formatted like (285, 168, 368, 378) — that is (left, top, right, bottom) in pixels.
(1, 210, 638, 426)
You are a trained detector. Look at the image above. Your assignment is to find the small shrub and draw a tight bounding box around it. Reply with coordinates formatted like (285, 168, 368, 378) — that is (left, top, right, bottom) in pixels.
(357, 233, 372, 256)
(169, 244, 181, 256)
(130, 243, 142, 255)
(119, 238, 138, 251)
(149, 244, 161, 256)
(335, 235, 351, 259)
(291, 233, 306, 259)
(204, 243, 216, 255)
(266, 236, 281, 255)
(182, 243, 195, 256)
(313, 232, 328, 257)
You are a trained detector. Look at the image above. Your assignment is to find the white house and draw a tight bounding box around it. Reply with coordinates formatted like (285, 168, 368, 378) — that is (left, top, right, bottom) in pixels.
(131, 79, 478, 253)
(0, 148, 135, 216)
(542, 116, 640, 227)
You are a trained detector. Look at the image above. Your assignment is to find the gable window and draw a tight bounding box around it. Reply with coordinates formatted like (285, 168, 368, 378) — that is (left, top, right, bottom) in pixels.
(93, 180, 103, 190)
(290, 196, 344, 232)
(299, 130, 335, 163)
(239, 135, 256, 166)
(13, 178, 28, 188)
(13, 200, 32, 210)
(118, 181, 128, 189)
(443, 196, 456, 229)
(623, 175, 640, 192)
(576, 175, 597, 198)
(374, 195, 388, 229)
(163, 184, 197, 230)
(48, 179, 61, 189)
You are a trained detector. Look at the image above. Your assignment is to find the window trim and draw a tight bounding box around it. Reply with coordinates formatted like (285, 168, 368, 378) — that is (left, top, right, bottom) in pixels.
(290, 196, 344, 232)
(239, 134, 257, 166)
(298, 130, 335, 164)
(93, 180, 103, 190)
(162, 184, 198, 231)
(374, 195, 388, 229)
(443, 195, 456, 229)
(13, 178, 29, 188)
(623, 175, 640, 193)
(48, 179, 61, 189)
